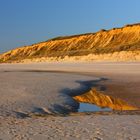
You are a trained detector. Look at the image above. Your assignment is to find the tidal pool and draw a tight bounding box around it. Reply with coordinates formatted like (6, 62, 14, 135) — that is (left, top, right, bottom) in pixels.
(73, 88, 138, 111)
(78, 103, 111, 112)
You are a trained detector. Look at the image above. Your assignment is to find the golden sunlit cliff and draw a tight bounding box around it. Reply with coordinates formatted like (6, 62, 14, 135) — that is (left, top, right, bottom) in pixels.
(0, 23, 140, 63)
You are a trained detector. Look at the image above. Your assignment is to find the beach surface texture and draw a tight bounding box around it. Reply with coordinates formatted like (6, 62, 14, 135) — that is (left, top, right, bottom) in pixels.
(0, 62, 140, 140)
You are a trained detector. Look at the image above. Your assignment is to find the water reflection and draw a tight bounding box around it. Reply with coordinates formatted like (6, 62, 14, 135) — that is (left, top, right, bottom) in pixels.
(73, 88, 138, 111)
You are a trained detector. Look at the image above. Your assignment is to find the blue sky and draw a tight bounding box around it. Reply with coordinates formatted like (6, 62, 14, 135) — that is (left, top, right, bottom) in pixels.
(0, 0, 140, 53)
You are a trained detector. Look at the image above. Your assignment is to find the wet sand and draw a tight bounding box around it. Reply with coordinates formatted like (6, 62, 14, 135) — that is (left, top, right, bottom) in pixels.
(1, 62, 140, 108)
(0, 62, 140, 139)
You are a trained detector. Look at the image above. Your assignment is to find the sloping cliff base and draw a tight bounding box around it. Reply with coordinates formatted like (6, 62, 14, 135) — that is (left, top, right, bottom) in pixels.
(13, 51, 140, 63)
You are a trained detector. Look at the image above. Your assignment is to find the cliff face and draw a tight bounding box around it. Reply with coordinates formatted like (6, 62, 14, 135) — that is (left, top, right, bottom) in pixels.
(0, 24, 140, 62)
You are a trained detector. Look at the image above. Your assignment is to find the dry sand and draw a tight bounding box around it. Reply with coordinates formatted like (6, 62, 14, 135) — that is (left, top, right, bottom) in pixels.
(0, 62, 140, 139)
(1, 115, 140, 140)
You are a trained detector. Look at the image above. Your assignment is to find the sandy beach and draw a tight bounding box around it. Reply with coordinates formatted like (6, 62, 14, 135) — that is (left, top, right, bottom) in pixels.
(0, 62, 140, 139)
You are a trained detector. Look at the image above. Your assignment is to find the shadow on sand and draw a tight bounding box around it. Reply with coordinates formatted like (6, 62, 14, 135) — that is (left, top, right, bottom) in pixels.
(51, 78, 109, 114)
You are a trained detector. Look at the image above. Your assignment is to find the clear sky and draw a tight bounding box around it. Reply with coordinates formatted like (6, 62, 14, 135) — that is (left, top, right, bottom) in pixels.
(0, 0, 140, 53)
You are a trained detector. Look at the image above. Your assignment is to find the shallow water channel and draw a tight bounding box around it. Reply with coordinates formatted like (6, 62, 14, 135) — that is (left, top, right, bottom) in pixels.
(78, 103, 111, 112)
